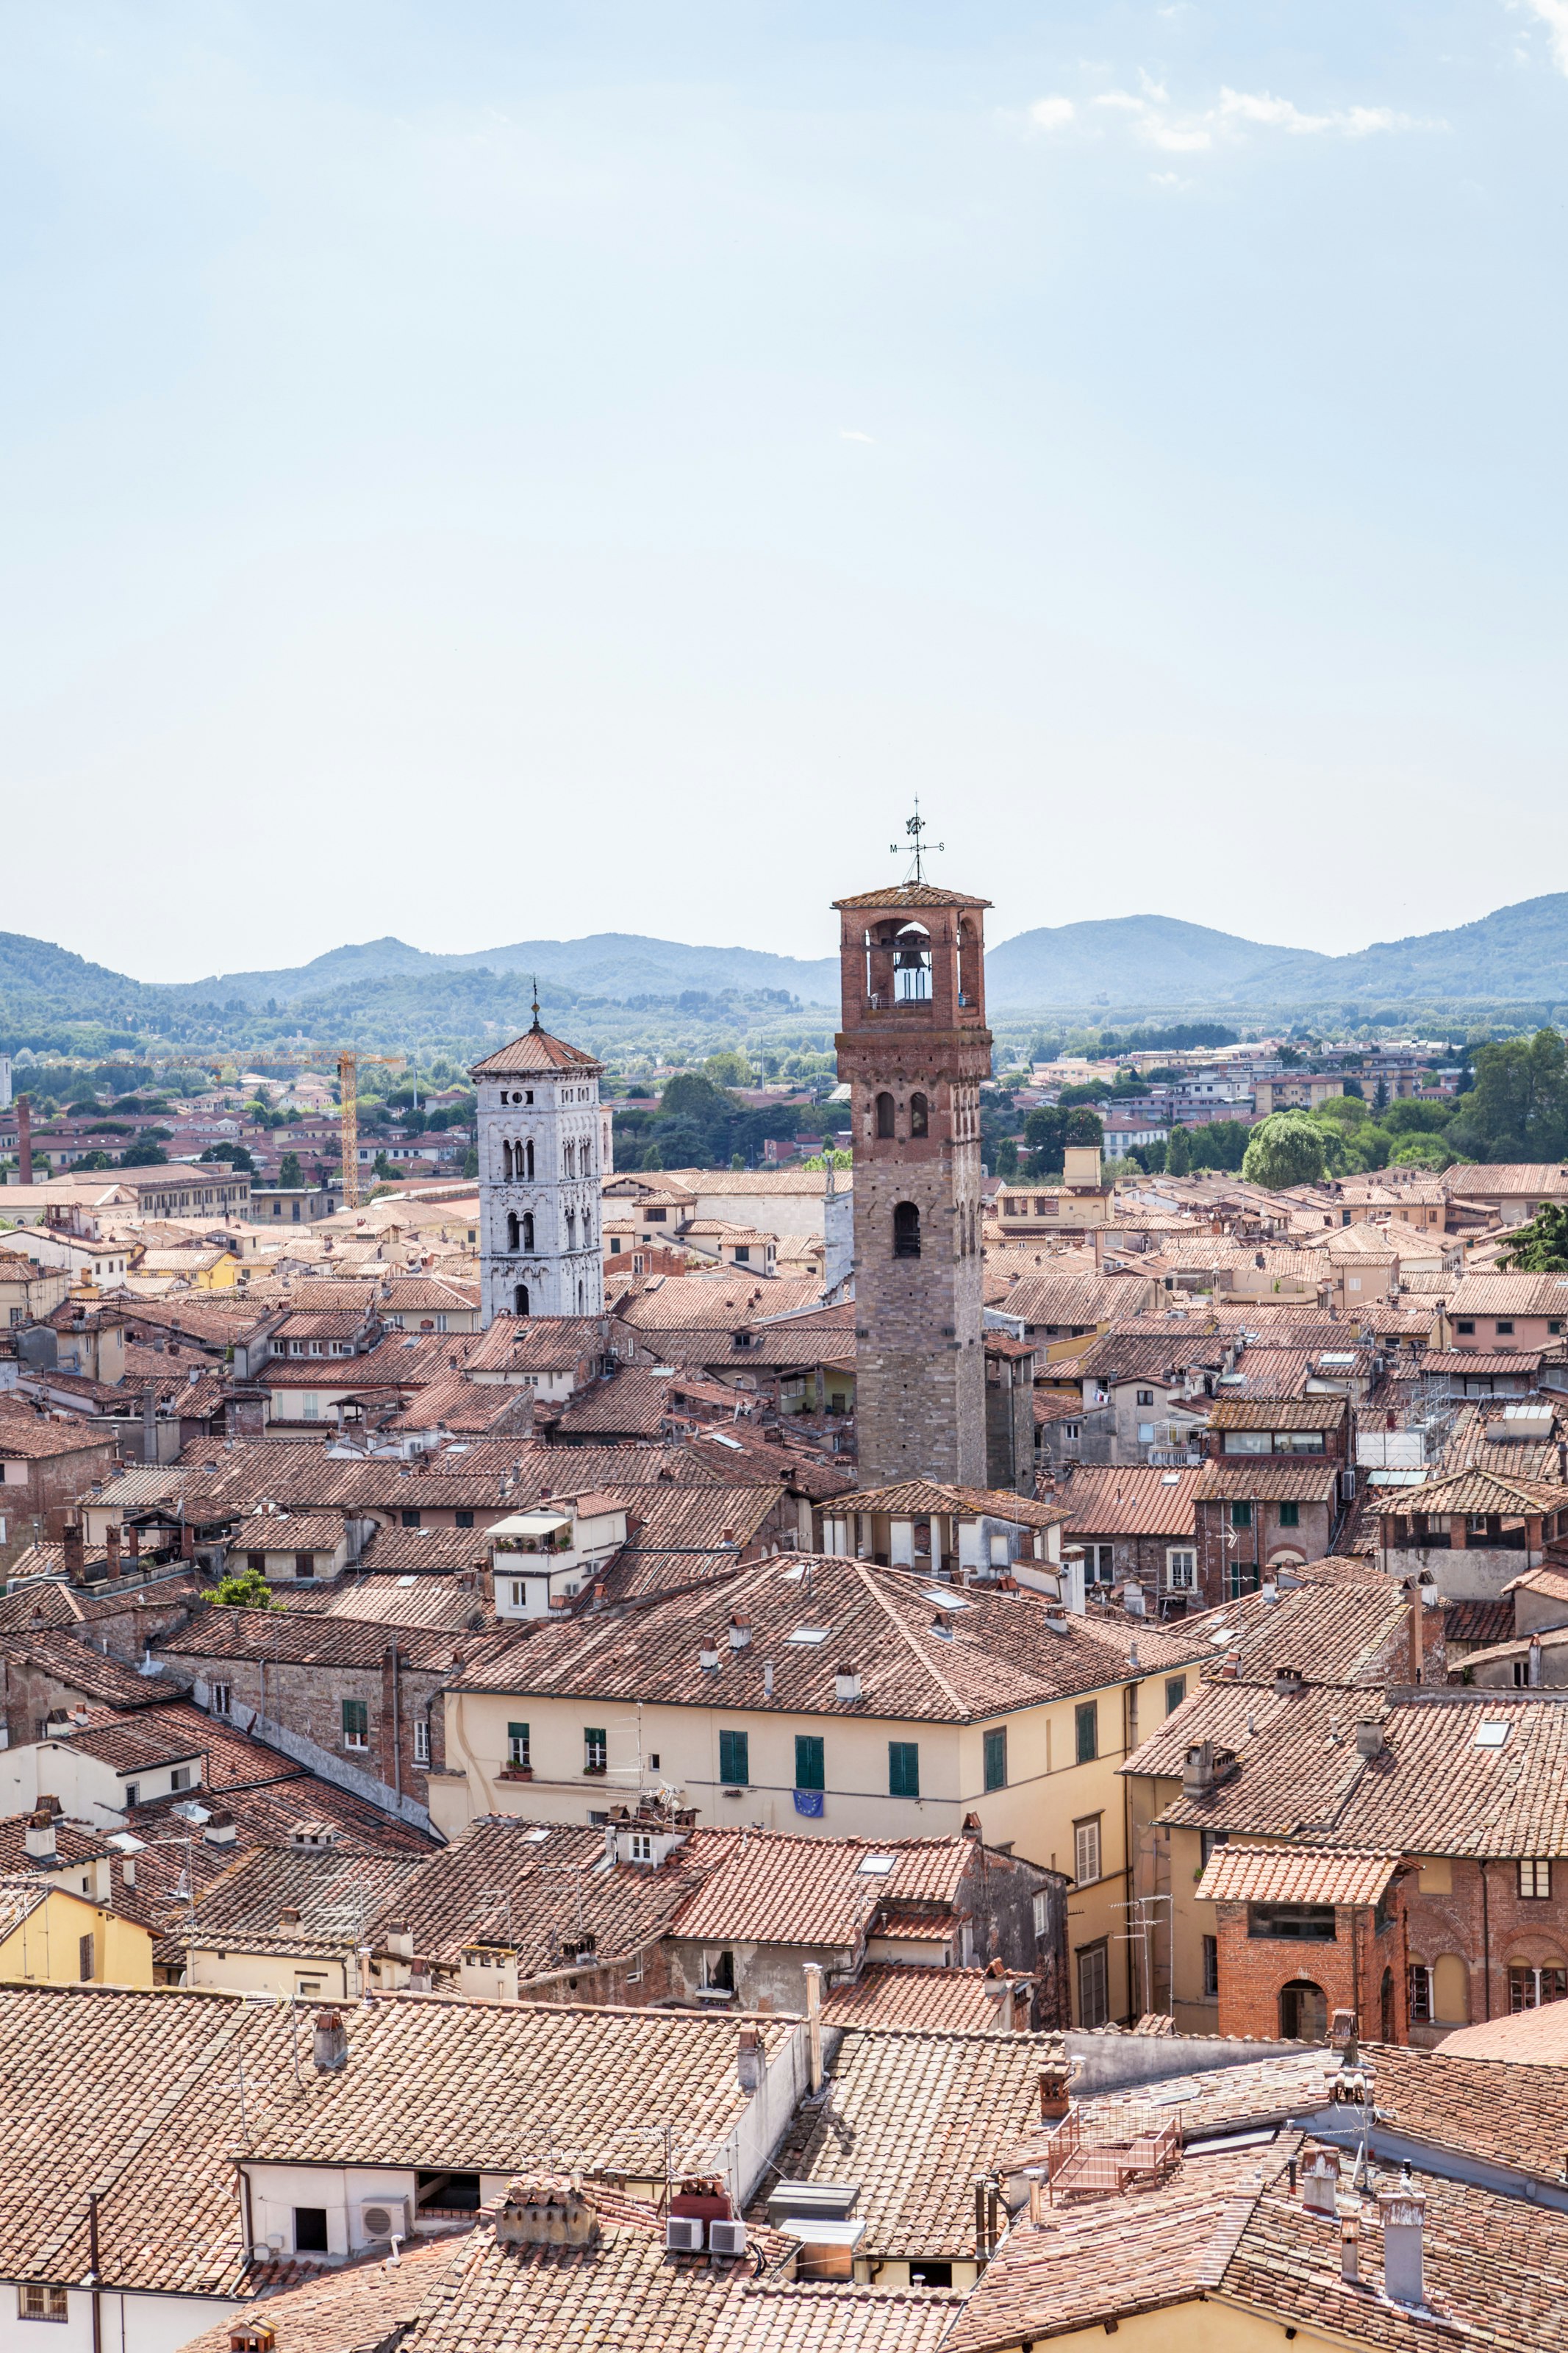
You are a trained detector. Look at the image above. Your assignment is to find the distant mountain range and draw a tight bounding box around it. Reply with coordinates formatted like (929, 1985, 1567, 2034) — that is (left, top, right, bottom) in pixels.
(4, 891, 1568, 1046)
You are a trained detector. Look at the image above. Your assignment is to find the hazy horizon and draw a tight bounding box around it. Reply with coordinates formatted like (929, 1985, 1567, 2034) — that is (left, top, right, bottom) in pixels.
(6, 3, 1568, 979)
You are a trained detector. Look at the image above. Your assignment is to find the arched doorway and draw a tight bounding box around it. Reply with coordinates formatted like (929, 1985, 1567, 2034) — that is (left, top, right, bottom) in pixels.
(1279, 1980, 1328, 2041)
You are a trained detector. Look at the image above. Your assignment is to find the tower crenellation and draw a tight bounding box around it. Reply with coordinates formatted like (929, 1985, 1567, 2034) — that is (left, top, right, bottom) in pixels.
(470, 1007, 609, 1327)
(834, 879, 992, 1488)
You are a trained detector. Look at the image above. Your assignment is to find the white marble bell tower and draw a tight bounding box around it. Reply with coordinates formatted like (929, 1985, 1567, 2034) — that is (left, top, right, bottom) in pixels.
(470, 1006, 606, 1327)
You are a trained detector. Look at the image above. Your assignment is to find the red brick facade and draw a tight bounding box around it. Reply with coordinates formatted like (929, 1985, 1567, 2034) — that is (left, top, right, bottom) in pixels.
(1209, 1885, 1409, 2046)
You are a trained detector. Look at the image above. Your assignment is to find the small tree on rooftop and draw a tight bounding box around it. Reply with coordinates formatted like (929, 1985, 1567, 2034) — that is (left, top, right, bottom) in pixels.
(1500, 1202, 1568, 1272)
(204, 1564, 276, 1610)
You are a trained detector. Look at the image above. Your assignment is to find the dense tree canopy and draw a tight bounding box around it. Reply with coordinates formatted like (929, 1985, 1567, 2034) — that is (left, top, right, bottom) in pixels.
(1242, 1111, 1331, 1190)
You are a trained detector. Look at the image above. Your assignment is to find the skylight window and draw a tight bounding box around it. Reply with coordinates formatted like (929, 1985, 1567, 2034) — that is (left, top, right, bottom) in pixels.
(523, 1826, 551, 1843)
(1475, 1721, 1511, 1749)
(788, 1628, 830, 1644)
(857, 1854, 896, 1875)
(397, 1575, 417, 1588)
(921, 1590, 971, 1610)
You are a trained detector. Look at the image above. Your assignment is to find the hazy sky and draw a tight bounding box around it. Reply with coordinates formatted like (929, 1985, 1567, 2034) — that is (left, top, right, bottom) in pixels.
(6, 2, 1568, 980)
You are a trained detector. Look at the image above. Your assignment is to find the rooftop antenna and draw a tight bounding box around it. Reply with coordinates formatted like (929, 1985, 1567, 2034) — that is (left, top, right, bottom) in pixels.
(890, 797, 942, 888)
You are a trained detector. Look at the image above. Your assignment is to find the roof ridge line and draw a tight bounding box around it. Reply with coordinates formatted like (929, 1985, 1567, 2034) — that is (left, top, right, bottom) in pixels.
(852, 1562, 971, 1717)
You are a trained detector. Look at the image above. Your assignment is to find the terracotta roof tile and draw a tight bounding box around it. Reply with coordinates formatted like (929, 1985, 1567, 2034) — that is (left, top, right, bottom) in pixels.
(1057, 1465, 1201, 1539)
(820, 1965, 1003, 2033)
(469, 1026, 604, 1077)
(1196, 1841, 1400, 1907)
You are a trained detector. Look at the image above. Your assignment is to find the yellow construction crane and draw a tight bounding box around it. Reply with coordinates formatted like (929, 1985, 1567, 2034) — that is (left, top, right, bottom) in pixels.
(118, 1046, 406, 1210)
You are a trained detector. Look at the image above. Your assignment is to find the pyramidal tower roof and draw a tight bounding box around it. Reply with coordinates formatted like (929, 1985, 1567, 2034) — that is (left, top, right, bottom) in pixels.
(469, 999, 604, 1079)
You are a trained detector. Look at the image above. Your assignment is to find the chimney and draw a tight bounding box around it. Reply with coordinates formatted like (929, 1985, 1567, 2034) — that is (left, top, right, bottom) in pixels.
(126, 1521, 139, 1560)
(1339, 2196, 1361, 2285)
(728, 1615, 751, 1650)
(834, 1663, 862, 1702)
(1355, 1718, 1384, 1759)
(202, 1812, 237, 1846)
(1406, 1579, 1425, 1682)
(384, 1921, 414, 1960)
(24, 1809, 56, 1864)
(104, 1527, 121, 1581)
(1273, 1665, 1304, 1699)
(737, 2024, 764, 2093)
(1182, 1742, 1215, 1800)
(312, 2009, 348, 2071)
(1217, 1650, 1241, 1682)
(1300, 2146, 1340, 2215)
(1037, 2059, 1072, 2121)
(279, 1904, 302, 1928)
(62, 1522, 85, 1579)
(1378, 2167, 1426, 2309)
(698, 1637, 720, 1672)
(803, 1962, 823, 2094)
(1528, 1635, 1542, 1688)
(16, 1094, 31, 1186)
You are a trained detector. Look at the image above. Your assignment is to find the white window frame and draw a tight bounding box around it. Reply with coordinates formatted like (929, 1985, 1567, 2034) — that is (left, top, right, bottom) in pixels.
(1165, 1548, 1198, 1590)
(414, 1718, 431, 1765)
(210, 1682, 232, 1717)
(1073, 1816, 1102, 1888)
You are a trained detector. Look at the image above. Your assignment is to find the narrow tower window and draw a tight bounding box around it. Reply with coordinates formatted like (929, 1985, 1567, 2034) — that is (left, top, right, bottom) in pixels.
(893, 1202, 922, 1259)
(524, 1140, 535, 1179)
(909, 1092, 928, 1138)
(514, 1283, 530, 1316)
(876, 1092, 896, 1139)
(506, 1211, 520, 1252)
(502, 1140, 514, 1181)
(520, 1211, 534, 1252)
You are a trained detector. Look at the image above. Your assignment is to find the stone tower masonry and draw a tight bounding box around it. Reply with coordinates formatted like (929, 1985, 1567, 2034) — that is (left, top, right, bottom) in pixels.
(470, 1010, 608, 1329)
(834, 880, 992, 1488)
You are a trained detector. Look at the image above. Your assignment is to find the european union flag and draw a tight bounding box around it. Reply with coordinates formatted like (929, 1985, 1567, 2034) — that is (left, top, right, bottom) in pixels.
(793, 1788, 824, 1818)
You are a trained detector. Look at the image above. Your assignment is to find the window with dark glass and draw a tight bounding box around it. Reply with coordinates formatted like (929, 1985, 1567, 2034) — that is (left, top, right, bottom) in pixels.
(984, 1727, 1007, 1790)
(794, 1734, 825, 1791)
(892, 1201, 921, 1259)
(1248, 1902, 1337, 1941)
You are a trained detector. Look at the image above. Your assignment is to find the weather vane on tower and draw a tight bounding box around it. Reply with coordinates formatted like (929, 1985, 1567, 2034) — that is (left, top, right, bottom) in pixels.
(891, 796, 942, 886)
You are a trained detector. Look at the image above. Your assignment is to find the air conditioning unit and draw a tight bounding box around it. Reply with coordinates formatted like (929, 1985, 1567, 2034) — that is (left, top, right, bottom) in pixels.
(665, 2216, 706, 2252)
(708, 2219, 748, 2257)
(358, 2199, 408, 2243)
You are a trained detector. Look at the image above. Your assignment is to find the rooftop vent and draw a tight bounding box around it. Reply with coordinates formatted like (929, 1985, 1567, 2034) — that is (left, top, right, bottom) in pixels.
(1274, 1666, 1305, 1698)
(496, 2177, 600, 2249)
(1355, 1718, 1384, 1758)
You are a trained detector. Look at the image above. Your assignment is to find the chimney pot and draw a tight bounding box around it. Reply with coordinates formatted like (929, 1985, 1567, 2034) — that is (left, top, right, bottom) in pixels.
(24, 1810, 56, 1863)
(312, 2008, 348, 2071)
(834, 1663, 862, 1702)
(1378, 2166, 1426, 2309)
(1273, 1665, 1305, 1699)
(1355, 1718, 1384, 1759)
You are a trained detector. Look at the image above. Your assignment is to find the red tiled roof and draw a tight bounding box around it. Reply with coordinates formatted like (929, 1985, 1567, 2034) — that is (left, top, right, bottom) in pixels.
(1196, 1842, 1399, 1907)
(820, 1965, 1001, 2033)
(1058, 1465, 1201, 1540)
(469, 1026, 604, 1077)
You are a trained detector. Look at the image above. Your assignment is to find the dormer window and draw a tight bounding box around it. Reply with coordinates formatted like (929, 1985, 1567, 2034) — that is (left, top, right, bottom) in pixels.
(629, 1831, 654, 1863)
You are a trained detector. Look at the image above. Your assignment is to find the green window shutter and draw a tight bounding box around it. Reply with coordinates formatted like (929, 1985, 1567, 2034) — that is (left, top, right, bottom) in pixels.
(1075, 1700, 1098, 1765)
(342, 1699, 368, 1741)
(719, 1729, 750, 1786)
(795, 1735, 825, 1791)
(1231, 1501, 1253, 1529)
(1164, 1677, 1186, 1716)
(889, 1741, 920, 1799)
(984, 1728, 1007, 1791)
(584, 1727, 607, 1771)
(506, 1721, 530, 1766)
(1278, 1500, 1300, 1528)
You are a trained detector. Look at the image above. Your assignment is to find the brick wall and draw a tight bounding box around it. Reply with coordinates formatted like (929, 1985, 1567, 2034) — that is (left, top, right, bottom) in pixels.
(1405, 1854, 1568, 2045)
(1211, 1891, 1408, 2044)
(1195, 1495, 1336, 1607)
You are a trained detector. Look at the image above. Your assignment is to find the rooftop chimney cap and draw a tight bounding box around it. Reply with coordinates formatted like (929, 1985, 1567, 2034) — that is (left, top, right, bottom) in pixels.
(1354, 1718, 1384, 1758)
(312, 2009, 348, 2072)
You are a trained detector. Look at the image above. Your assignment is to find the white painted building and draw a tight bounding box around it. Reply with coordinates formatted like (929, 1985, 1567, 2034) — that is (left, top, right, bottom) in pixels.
(470, 1014, 608, 1327)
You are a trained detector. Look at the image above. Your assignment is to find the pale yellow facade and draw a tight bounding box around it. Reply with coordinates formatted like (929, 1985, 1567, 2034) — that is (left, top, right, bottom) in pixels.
(185, 1943, 358, 2000)
(440, 1660, 1195, 2026)
(975, 2296, 1356, 2351)
(0, 1884, 154, 1987)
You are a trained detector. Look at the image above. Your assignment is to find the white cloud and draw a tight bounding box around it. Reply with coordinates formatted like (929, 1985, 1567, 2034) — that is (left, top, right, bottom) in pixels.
(1028, 96, 1076, 130)
(840, 428, 875, 443)
(1086, 80, 1438, 153)
(1150, 171, 1194, 191)
(1524, 1, 1568, 72)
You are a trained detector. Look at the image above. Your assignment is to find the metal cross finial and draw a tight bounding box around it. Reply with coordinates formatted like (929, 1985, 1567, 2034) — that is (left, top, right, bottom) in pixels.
(530, 975, 541, 1031)
(890, 796, 943, 885)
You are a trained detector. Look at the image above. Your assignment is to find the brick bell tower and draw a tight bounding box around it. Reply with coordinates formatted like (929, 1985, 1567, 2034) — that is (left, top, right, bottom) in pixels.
(834, 861, 992, 1488)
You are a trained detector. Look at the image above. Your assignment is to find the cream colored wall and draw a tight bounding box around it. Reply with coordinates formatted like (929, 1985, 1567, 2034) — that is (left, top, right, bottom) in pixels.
(444, 1665, 1178, 2025)
(0, 1887, 154, 1987)
(979, 2295, 1346, 2350)
(186, 1946, 352, 1999)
